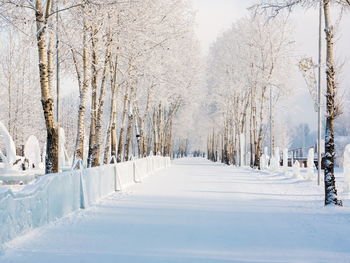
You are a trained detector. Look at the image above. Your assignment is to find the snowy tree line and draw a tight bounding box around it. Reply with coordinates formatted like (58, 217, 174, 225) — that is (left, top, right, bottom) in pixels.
(254, 0, 350, 207)
(205, 0, 350, 206)
(205, 14, 293, 167)
(0, 0, 201, 172)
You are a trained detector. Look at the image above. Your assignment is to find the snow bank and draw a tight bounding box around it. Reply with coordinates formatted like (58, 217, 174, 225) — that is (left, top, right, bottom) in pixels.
(0, 156, 171, 245)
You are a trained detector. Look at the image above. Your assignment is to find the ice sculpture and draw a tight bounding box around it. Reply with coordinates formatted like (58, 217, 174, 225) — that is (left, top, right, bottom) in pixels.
(275, 147, 280, 168)
(264, 147, 269, 168)
(260, 154, 266, 170)
(0, 121, 17, 167)
(305, 148, 315, 180)
(264, 147, 268, 156)
(269, 147, 280, 171)
(293, 161, 300, 178)
(240, 133, 245, 166)
(59, 128, 70, 170)
(24, 135, 41, 169)
(269, 156, 276, 170)
(343, 144, 350, 192)
(42, 144, 46, 166)
(283, 148, 288, 173)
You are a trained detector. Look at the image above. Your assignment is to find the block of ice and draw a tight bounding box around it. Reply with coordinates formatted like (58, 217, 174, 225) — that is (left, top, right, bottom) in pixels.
(293, 161, 300, 178)
(24, 135, 41, 169)
(0, 121, 17, 166)
(305, 148, 315, 180)
(283, 148, 288, 173)
(343, 144, 350, 192)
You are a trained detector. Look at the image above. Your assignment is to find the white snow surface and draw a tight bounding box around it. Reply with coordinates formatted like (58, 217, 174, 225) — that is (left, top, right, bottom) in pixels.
(1, 158, 350, 263)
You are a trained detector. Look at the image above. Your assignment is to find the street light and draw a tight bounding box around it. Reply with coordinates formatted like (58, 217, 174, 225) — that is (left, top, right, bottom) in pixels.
(297, 1, 323, 185)
(317, 0, 323, 186)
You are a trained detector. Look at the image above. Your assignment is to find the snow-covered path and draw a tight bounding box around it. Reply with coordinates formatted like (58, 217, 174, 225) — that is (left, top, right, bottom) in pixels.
(1, 158, 350, 263)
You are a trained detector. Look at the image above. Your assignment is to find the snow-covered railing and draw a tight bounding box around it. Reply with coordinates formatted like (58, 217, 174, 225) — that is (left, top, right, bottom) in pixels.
(0, 156, 171, 245)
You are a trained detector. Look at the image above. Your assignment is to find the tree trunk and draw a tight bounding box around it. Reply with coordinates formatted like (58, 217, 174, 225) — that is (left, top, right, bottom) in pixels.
(223, 118, 229, 165)
(104, 55, 118, 164)
(323, 0, 342, 206)
(157, 105, 162, 154)
(92, 31, 112, 167)
(139, 118, 145, 157)
(117, 85, 129, 162)
(134, 106, 141, 158)
(153, 108, 158, 154)
(35, 0, 59, 174)
(139, 86, 152, 157)
(74, 19, 90, 163)
(254, 86, 267, 169)
(87, 26, 98, 167)
(110, 55, 119, 159)
(166, 118, 173, 156)
(249, 90, 254, 167)
(125, 101, 134, 161)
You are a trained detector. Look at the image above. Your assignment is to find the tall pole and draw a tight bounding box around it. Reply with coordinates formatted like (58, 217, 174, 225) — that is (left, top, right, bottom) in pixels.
(317, 0, 323, 186)
(270, 86, 273, 157)
(56, 4, 60, 123)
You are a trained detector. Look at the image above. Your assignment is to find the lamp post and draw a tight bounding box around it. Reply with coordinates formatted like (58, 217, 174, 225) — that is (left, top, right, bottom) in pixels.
(317, 0, 322, 186)
(270, 85, 272, 158)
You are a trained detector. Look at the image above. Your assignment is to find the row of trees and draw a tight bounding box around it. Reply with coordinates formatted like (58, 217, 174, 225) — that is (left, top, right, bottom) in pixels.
(254, 0, 349, 207)
(205, 14, 293, 167)
(206, 0, 350, 206)
(0, 0, 201, 172)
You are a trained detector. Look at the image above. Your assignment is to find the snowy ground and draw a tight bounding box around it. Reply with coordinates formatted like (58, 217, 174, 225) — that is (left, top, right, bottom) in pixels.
(1, 158, 350, 263)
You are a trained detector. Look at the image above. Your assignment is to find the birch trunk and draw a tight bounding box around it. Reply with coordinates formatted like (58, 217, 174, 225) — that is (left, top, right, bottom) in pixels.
(134, 106, 141, 158)
(125, 99, 134, 161)
(139, 86, 152, 157)
(35, 0, 59, 174)
(249, 109, 254, 167)
(92, 32, 112, 167)
(166, 118, 173, 156)
(223, 118, 229, 165)
(254, 86, 267, 168)
(104, 55, 118, 164)
(74, 19, 90, 163)
(157, 105, 162, 154)
(87, 26, 98, 167)
(117, 85, 129, 162)
(323, 0, 342, 206)
(153, 108, 158, 154)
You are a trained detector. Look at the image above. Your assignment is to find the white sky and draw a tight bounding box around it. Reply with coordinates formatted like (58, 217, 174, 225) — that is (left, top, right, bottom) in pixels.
(191, 0, 350, 132)
(191, 0, 255, 54)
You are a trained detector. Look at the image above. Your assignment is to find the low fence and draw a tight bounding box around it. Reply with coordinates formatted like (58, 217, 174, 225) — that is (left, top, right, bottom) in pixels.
(0, 156, 171, 245)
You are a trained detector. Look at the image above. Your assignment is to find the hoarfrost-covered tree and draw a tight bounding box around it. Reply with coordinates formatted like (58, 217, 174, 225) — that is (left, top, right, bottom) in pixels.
(0, 0, 91, 173)
(206, 13, 293, 168)
(0, 30, 45, 150)
(252, 0, 350, 207)
(0, 0, 201, 170)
